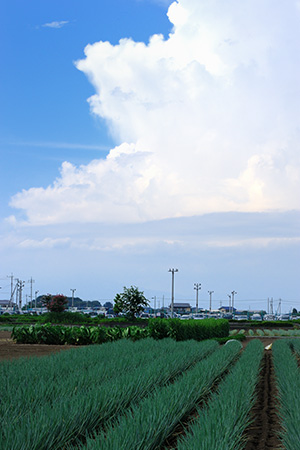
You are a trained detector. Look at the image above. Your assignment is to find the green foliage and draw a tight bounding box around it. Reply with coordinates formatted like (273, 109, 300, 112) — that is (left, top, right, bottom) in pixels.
(273, 340, 300, 450)
(83, 341, 241, 450)
(113, 285, 149, 319)
(39, 311, 92, 324)
(177, 339, 264, 450)
(214, 334, 246, 344)
(148, 318, 229, 341)
(42, 294, 68, 313)
(0, 339, 218, 450)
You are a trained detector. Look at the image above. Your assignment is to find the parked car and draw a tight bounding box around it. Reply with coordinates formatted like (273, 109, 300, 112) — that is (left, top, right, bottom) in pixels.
(180, 314, 192, 320)
(222, 313, 233, 319)
(251, 313, 262, 321)
(263, 314, 276, 321)
(278, 314, 290, 321)
(193, 313, 205, 320)
(235, 315, 248, 321)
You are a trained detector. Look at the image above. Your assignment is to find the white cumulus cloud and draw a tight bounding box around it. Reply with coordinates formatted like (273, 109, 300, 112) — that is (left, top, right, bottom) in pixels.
(11, 0, 300, 225)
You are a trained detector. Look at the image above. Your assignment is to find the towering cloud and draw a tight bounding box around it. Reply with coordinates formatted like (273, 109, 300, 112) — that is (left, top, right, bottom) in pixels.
(11, 0, 300, 224)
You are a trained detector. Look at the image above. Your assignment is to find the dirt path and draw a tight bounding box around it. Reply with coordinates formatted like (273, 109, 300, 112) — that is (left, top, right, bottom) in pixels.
(0, 330, 77, 361)
(244, 351, 282, 450)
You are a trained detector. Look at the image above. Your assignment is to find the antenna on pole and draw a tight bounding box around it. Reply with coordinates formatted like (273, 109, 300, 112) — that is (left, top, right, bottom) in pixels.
(227, 294, 231, 313)
(70, 289, 76, 310)
(194, 283, 201, 314)
(28, 277, 35, 308)
(231, 291, 237, 315)
(168, 269, 178, 318)
(208, 291, 214, 312)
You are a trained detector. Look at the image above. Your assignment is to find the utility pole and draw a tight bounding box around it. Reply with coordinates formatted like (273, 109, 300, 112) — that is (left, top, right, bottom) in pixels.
(276, 298, 282, 318)
(270, 297, 274, 315)
(169, 268, 178, 318)
(231, 291, 237, 315)
(194, 283, 201, 314)
(227, 294, 231, 313)
(7, 273, 14, 309)
(152, 296, 157, 316)
(208, 291, 214, 312)
(35, 290, 39, 309)
(17, 280, 25, 311)
(70, 289, 76, 310)
(28, 277, 35, 308)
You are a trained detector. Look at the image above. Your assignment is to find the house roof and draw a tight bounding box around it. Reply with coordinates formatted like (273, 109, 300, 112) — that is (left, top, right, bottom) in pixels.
(0, 300, 14, 306)
(171, 303, 191, 308)
(218, 306, 237, 312)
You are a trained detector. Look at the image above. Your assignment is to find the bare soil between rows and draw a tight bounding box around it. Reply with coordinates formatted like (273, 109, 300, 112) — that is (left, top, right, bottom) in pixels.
(244, 351, 282, 450)
(0, 330, 77, 360)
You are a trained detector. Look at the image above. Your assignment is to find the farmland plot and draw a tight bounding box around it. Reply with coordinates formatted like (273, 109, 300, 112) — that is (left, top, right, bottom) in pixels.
(1, 337, 297, 450)
(0, 338, 217, 450)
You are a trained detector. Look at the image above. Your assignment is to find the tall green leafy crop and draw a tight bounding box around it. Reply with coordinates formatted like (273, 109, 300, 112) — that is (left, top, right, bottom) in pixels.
(81, 341, 241, 450)
(0, 339, 217, 450)
(273, 339, 300, 450)
(177, 339, 264, 450)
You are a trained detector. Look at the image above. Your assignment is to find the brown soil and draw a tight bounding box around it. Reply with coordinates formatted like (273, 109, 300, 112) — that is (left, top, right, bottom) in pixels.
(163, 338, 283, 450)
(0, 330, 77, 361)
(243, 350, 282, 450)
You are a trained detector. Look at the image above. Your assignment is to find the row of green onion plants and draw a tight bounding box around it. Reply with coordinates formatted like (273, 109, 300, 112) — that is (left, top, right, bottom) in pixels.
(273, 339, 300, 450)
(0, 338, 218, 450)
(77, 340, 242, 450)
(230, 328, 300, 337)
(176, 339, 264, 450)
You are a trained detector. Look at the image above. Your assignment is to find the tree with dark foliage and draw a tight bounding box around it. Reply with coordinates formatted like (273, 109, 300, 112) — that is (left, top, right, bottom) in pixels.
(113, 286, 149, 319)
(42, 294, 68, 312)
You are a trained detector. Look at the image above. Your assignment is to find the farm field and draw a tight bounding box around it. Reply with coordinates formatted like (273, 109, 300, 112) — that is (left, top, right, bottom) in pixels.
(1, 330, 299, 449)
(0, 330, 77, 360)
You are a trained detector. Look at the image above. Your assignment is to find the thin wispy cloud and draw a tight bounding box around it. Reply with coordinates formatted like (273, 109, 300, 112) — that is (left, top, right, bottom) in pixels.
(2, 139, 110, 152)
(42, 20, 69, 29)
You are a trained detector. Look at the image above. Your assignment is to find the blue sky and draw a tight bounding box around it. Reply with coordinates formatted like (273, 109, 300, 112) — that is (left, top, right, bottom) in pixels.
(1, 0, 299, 312)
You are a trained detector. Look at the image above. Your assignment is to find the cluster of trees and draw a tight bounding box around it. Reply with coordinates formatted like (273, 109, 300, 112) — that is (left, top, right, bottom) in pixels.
(40, 286, 149, 319)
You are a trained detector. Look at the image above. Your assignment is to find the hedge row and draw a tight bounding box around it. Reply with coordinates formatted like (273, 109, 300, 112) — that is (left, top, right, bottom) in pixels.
(11, 318, 229, 345)
(147, 318, 229, 341)
(0, 312, 137, 325)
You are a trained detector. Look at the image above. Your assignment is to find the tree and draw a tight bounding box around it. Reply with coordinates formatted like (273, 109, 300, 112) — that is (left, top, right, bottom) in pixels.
(42, 294, 68, 313)
(292, 308, 298, 314)
(113, 286, 149, 319)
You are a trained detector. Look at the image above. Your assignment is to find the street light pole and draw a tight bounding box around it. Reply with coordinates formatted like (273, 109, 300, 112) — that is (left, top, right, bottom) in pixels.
(194, 283, 201, 314)
(70, 288, 76, 310)
(231, 291, 237, 315)
(227, 294, 231, 314)
(35, 290, 39, 310)
(169, 268, 178, 318)
(152, 296, 157, 317)
(208, 290, 214, 312)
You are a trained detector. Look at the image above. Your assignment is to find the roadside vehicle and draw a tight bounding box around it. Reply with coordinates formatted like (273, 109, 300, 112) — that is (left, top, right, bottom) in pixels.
(278, 314, 290, 321)
(193, 313, 205, 320)
(180, 314, 192, 320)
(263, 314, 276, 321)
(251, 313, 262, 321)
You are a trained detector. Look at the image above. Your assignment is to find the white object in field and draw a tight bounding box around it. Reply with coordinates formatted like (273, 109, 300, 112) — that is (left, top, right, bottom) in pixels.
(265, 343, 272, 350)
(225, 339, 243, 348)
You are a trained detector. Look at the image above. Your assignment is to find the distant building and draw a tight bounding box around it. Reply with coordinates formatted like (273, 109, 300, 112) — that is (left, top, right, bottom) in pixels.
(219, 306, 237, 314)
(0, 300, 15, 308)
(169, 303, 191, 314)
